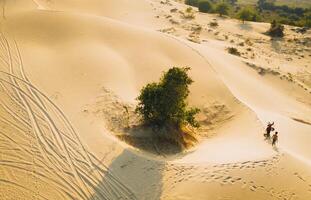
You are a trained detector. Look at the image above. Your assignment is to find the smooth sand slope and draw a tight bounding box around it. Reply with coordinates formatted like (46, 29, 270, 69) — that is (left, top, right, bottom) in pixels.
(0, 0, 310, 199)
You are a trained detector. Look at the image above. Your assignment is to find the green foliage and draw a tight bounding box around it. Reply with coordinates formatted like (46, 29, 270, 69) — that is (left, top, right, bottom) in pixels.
(238, 8, 252, 22)
(136, 67, 200, 129)
(238, 7, 259, 22)
(227, 0, 237, 6)
(185, 0, 200, 7)
(303, 12, 311, 27)
(267, 20, 285, 37)
(198, 0, 213, 13)
(186, 7, 193, 13)
(215, 2, 229, 16)
(184, 0, 310, 27)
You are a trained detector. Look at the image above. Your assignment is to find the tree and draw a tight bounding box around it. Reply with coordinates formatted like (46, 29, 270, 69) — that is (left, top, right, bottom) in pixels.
(215, 2, 229, 17)
(238, 8, 259, 23)
(238, 8, 252, 23)
(198, 1, 213, 13)
(136, 67, 200, 129)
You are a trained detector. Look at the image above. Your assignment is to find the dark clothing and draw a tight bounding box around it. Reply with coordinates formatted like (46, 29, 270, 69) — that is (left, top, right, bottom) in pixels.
(266, 127, 272, 137)
(272, 135, 278, 146)
(265, 123, 274, 138)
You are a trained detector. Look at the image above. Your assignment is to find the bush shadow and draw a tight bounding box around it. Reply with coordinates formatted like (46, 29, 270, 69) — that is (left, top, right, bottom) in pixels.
(89, 148, 165, 200)
(238, 22, 253, 31)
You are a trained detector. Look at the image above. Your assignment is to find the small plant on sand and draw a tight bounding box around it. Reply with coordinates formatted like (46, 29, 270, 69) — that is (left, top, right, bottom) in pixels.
(136, 67, 200, 130)
(227, 47, 241, 56)
(209, 21, 218, 27)
(198, 1, 213, 13)
(266, 20, 285, 37)
(182, 7, 196, 19)
(186, 7, 193, 13)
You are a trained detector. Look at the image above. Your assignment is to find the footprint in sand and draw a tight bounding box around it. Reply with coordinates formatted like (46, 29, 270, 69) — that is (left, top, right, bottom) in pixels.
(224, 176, 232, 181)
(235, 177, 242, 182)
(241, 182, 248, 189)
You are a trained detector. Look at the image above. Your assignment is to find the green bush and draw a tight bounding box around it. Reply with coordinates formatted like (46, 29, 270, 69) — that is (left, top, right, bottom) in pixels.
(267, 20, 285, 37)
(303, 12, 311, 27)
(185, 0, 199, 7)
(136, 67, 200, 129)
(215, 2, 229, 17)
(238, 8, 259, 23)
(198, 1, 213, 13)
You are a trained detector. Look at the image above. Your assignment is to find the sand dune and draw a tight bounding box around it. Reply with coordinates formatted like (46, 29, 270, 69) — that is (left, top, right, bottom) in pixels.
(0, 0, 310, 199)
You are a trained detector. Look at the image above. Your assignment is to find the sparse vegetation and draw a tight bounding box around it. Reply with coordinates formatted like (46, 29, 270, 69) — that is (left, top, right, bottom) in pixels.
(184, 0, 311, 27)
(209, 21, 219, 27)
(136, 67, 200, 131)
(266, 20, 285, 37)
(186, 7, 193, 13)
(227, 47, 241, 56)
(182, 8, 196, 19)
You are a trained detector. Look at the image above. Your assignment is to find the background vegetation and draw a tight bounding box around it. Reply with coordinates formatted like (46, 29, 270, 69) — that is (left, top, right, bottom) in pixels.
(185, 0, 311, 28)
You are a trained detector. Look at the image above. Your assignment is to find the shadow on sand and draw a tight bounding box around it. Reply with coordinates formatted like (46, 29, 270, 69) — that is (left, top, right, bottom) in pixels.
(270, 38, 284, 53)
(89, 148, 165, 200)
(238, 23, 253, 31)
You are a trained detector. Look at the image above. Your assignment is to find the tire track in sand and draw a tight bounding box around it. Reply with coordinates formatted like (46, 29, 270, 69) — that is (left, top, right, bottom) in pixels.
(0, 33, 137, 199)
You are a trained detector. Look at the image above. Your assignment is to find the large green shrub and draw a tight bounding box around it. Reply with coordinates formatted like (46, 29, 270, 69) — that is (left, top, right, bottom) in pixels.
(215, 2, 229, 17)
(136, 67, 200, 129)
(238, 8, 260, 23)
(198, 1, 213, 13)
(238, 8, 252, 23)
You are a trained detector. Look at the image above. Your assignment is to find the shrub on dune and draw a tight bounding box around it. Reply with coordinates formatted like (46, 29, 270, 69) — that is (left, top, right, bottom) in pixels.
(198, 1, 213, 13)
(266, 20, 285, 37)
(135, 67, 200, 130)
(215, 2, 229, 17)
(238, 8, 259, 23)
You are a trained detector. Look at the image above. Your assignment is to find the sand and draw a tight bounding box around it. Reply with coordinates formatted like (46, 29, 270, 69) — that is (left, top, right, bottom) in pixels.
(0, 0, 310, 199)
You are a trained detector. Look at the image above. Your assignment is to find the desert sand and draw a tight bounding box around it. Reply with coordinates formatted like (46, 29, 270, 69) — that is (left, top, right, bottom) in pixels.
(0, 0, 310, 199)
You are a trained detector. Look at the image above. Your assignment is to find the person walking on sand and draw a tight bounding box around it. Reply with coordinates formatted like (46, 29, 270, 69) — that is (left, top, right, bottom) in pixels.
(265, 122, 274, 138)
(272, 132, 278, 146)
